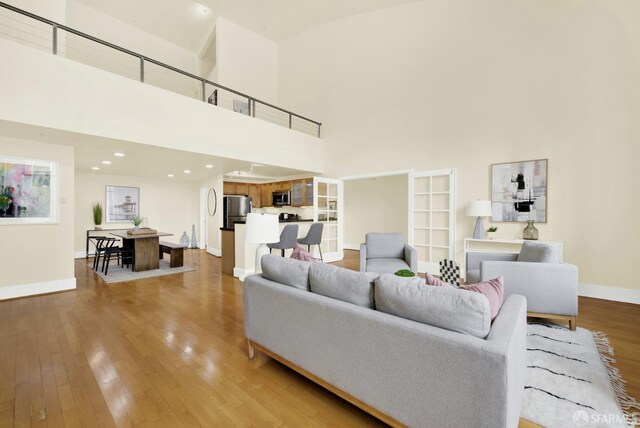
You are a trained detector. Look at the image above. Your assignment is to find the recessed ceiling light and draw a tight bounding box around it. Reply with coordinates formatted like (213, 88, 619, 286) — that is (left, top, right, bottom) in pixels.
(91, 166, 100, 170)
(205, 164, 213, 169)
(201, 5, 208, 13)
(114, 152, 125, 157)
(184, 170, 191, 174)
(102, 160, 111, 165)
(168, 174, 174, 178)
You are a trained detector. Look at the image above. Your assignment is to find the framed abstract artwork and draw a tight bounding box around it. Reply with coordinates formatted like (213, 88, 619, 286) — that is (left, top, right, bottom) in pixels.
(105, 185, 139, 223)
(491, 159, 548, 223)
(0, 157, 59, 225)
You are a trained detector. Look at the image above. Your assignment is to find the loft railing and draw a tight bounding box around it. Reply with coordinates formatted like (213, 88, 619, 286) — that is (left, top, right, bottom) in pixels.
(0, 1, 322, 137)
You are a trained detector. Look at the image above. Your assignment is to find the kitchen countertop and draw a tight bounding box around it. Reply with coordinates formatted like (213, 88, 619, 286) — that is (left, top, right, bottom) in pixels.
(234, 219, 313, 225)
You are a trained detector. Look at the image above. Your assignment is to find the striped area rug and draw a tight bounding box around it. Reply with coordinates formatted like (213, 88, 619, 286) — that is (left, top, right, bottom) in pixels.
(523, 323, 639, 428)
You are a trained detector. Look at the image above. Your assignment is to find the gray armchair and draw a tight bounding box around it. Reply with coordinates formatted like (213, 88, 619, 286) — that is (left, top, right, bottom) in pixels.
(466, 241, 578, 330)
(360, 233, 417, 274)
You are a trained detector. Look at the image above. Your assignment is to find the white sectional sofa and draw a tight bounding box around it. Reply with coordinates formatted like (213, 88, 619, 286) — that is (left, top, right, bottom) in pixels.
(244, 255, 527, 428)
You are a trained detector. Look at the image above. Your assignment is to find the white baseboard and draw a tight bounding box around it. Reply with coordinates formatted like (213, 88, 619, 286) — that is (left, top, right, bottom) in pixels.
(75, 251, 91, 259)
(579, 283, 640, 305)
(0, 277, 76, 300)
(233, 267, 253, 282)
(206, 247, 221, 257)
(344, 243, 360, 251)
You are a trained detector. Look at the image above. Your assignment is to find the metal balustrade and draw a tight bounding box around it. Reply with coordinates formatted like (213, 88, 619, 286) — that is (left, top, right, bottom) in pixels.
(0, 1, 322, 137)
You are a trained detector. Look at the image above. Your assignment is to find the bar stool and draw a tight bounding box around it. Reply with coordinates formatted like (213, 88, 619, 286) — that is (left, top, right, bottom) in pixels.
(268, 224, 299, 257)
(297, 223, 324, 262)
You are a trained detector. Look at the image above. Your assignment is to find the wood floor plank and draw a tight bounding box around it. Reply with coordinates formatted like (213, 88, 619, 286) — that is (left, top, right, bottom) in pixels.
(0, 249, 636, 427)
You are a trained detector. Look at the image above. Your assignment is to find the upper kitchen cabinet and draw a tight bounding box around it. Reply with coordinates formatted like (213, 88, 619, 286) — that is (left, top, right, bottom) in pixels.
(248, 184, 261, 208)
(260, 183, 274, 207)
(292, 178, 314, 207)
(223, 181, 249, 196)
(273, 181, 292, 192)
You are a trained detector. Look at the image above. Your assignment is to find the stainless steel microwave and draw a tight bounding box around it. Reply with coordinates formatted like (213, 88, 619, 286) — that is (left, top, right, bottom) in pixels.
(273, 191, 291, 206)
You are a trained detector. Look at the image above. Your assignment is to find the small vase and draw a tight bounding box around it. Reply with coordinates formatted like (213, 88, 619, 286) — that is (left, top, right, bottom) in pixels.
(486, 232, 495, 240)
(95, 225, 102, 230)
(190, 224, 198, 249)
(523, 220, 539, 240)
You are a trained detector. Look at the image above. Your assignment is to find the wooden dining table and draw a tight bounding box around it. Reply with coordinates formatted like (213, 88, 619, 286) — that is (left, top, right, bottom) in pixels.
(111, 231, 172, 272)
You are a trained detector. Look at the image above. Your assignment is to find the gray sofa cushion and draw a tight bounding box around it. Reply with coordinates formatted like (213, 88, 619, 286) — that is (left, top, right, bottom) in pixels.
(261, 254, 310, 290)
(517, 241, 562, 263)
(375, 274, 491, 338)
(365, 233, 405, 259)
(365, 258, 411, 275)
(309, 263, 378, 308)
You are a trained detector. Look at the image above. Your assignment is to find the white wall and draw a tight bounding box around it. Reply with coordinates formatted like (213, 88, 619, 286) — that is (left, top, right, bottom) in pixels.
(66, 2, 197, 73)
(278, 0, 640, 294)
(343, 174, 408, 247)
(0, 36, 325, 174)
(215, 17, 278, 104)
(74, 172, 200, 255)
(0, 138, 75, 299)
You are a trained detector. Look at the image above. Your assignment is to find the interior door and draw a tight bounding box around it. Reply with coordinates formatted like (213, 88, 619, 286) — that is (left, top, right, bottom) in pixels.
(313, 177, 343, 263)
(408, 169, 457, 274)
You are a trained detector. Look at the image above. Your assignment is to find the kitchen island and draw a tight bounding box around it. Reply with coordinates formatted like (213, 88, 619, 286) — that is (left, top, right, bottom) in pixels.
(232, 220, 314, 280)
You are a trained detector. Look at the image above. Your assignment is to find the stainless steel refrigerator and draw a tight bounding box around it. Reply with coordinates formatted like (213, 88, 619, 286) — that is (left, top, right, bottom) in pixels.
(223, 195, 252, 229)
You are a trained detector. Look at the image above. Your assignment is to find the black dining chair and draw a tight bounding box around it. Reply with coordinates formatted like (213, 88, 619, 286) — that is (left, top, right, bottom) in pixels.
(268, 224, 299, 257)
(92, 236, 110, 271)
(101, 238, 135, 275)
(297, 223, 324, 262)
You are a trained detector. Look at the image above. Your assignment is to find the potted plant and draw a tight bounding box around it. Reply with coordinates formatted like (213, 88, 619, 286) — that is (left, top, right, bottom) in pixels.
(486, 226, 498, 240)
(92, 203, 103, 230)
(131, 215, 143, 230)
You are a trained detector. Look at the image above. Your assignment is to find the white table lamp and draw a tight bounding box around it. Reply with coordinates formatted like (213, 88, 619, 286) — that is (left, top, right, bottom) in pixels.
(246, 213, 280, 274)
(467, 200, 493, 239)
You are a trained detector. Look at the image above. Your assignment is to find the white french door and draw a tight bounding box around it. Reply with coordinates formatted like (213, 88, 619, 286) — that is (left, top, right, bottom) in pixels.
(408, 169, 457, 274)
(313, 177, 344, 263)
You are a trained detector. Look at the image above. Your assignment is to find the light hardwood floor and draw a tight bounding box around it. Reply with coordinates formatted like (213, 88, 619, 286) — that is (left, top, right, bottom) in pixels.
(0, 249, 637, 427)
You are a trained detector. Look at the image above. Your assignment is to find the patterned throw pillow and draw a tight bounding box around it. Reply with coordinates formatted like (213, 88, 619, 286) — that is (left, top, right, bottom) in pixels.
(460, 276, 505, 321)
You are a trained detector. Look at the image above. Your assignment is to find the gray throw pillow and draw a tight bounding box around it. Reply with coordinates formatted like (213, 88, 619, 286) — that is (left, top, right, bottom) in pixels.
(375, 274, 491, 339)
(261, 254, 310, 290)
(518, 241, 562, 263)
(309, 263, 379, 308)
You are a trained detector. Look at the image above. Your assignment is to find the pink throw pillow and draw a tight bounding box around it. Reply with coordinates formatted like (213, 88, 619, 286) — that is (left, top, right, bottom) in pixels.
(425, 272, 451, 287)
(460, 277, 504, 321)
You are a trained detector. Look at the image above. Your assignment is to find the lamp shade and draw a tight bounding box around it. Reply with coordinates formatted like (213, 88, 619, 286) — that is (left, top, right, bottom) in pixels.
(245, 213, 279, 243)
(466, 200, 492, 217)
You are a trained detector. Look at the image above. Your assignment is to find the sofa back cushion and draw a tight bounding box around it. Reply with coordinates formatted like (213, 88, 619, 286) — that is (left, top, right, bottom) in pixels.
(309, 263, 378, 308)
(365, 233, 405, 259)
(517, 241, 562, 263)
(261, 254, 310, 290)
(375, 274, 491, 338)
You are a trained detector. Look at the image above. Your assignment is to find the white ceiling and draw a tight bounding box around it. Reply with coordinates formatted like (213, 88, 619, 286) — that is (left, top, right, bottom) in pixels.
(0, 121, 312, 182)
(72, 0, 421, 51)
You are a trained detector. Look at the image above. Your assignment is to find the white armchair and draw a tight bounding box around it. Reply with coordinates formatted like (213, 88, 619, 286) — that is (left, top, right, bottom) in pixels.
(466, 241, 578, 330)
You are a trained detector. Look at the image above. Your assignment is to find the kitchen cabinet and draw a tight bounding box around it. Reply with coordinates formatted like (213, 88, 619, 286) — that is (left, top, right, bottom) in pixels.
(234, 183, 249, 195)
(248, 184, 261, 208)
(273, 181, 292, 192)
(291, 178, 314, 207)
(260, 183, 274, 207)
(223, 181, 236, 195)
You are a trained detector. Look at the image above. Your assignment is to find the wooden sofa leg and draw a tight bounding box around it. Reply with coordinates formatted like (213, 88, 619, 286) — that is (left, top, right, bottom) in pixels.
(247, 340, 255, 359)
(569, 316, 577, 331)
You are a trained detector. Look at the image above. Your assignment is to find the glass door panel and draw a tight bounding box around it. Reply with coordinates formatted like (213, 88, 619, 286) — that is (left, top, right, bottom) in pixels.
(314, 177, 343, 262)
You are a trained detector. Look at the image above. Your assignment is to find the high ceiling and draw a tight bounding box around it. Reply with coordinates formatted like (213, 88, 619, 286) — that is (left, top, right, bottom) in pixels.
(73, 0, 421, 51)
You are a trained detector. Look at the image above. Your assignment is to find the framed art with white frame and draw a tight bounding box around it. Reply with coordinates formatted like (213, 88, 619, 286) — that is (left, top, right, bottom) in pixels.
(105, 185, 139, 223)
(0, 157, 59, 225)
